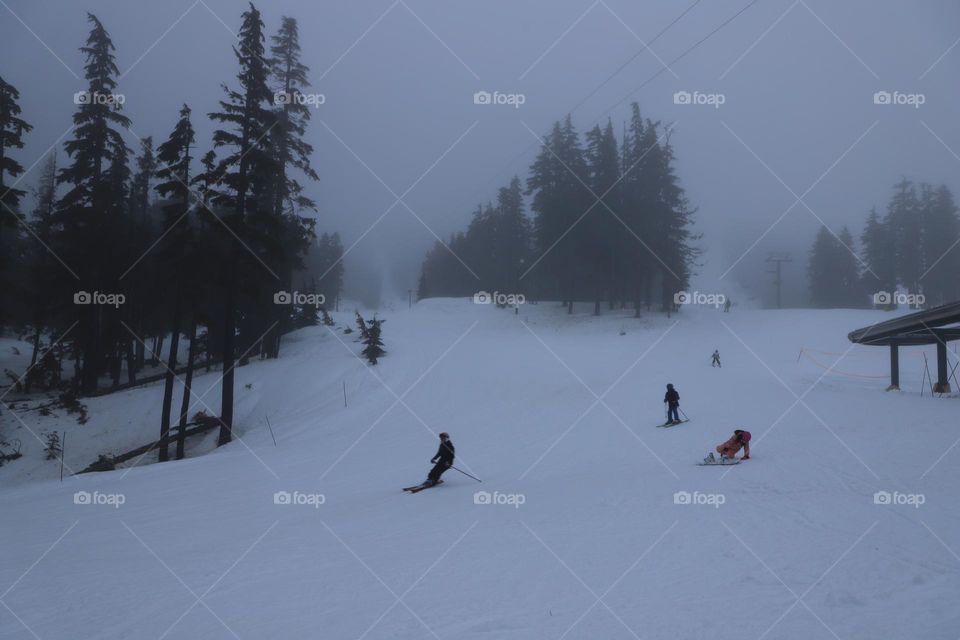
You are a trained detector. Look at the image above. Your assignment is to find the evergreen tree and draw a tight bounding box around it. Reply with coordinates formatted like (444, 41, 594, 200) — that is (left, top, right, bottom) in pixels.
(361, 316, 385, 365)
(264, 15, 319, 358)
(490, 176, 531, 296)
(207, 2, 274, 444)
(0, 75, 31, 214)
(584, 121, 620, 313)
(808, 226, 860, 308)
(53, 13, 132, 394)
(527, 116, 591, 311)
(355, 310, 369, 340)
(885, 178, 922, 296)
(44, 431, 62, 460)
(154, 104, 196, 461)
(650, 127, 698, 311)
(919, 184, 960, 306)
(129, 136, 156, 220)
(860, 207, 895, 306)
(269, 16, 318, 216)
(619, 104, 660, 314)
(24, 154, 57, 388)
(0, 75, 32, 319)
(836, 226, 861, 305)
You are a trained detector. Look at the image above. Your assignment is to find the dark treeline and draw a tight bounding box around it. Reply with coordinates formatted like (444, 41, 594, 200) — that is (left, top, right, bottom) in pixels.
(808, 178, 959, 309)
(418, 106, 699, 315)
(0, 5, 342, 458)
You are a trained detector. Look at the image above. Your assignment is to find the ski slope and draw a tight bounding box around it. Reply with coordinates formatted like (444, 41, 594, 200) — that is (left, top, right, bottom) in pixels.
(2, 300, 958, 639)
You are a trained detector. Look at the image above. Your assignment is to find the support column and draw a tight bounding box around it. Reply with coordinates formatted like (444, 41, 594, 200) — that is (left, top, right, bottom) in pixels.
(887, 342, 900, 391)
(934, 339, 951, 393)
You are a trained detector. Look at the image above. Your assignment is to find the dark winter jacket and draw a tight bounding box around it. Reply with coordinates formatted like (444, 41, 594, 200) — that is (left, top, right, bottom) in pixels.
(432, 440, 455, 466)
(664, 388, 680, 406)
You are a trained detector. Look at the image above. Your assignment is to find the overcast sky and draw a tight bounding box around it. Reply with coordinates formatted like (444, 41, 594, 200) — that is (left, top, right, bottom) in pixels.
(3, 0, 960, 306)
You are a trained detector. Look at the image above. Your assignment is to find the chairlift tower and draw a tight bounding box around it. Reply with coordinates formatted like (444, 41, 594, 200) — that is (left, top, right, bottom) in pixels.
(765, 252, 792, 309)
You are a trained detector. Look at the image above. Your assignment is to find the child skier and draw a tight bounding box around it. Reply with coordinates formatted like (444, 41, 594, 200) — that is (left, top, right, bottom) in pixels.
(705, 429, 751, 463)
(711, 350, 721, 367)
(664, 383, 681, 425)
(426, 432, 455, 486)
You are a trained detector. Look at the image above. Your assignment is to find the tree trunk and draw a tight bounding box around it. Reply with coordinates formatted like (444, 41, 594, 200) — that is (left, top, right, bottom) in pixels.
(218, 269, 236, 446)
(158, 287, 182, 462)
(25, 325, 42, 393)
(125, 337, 136, 384)
(176, 314, 198, 460)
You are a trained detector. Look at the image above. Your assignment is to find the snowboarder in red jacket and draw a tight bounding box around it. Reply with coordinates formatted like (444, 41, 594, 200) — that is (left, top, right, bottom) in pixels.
(716, 429, 751, 461)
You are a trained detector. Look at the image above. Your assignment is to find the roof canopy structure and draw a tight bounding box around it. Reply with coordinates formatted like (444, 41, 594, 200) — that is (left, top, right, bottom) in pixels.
(848, 301, 960, 392)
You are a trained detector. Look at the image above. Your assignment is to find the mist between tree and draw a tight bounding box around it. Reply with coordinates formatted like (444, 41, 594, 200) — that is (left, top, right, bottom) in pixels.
(418, 107, 698, 317)
(808, 179, 959, 310)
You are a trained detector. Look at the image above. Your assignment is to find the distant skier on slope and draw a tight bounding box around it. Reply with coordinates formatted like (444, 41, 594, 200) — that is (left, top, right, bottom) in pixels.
(711, 350, 721, 367)
(425, 432, 455, 486)
(664, 383, 681, 425)
(705, 429, 751, 463)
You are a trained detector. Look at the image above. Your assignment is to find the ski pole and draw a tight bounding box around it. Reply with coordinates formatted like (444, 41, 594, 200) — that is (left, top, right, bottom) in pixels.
(679, 407, 689, 420)
(265, 415, 277, 447)
(450, 466, 482, 483)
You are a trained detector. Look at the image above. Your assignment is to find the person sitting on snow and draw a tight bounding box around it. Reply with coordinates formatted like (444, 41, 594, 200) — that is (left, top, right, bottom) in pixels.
(664, 383, 681, 424)
(711, 350, 721, 367)
(707, 429, 751, 463)
(425, 432, 455, 486)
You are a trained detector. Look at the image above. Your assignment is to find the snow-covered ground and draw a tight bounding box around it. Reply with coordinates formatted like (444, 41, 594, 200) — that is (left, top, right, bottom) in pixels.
(1, 300, 958, 639)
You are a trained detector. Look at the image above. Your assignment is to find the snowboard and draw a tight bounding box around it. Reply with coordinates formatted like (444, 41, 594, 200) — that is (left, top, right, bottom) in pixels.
(656, 419, 689, 428)
(697, 459, 740, 466)
(403, 480, 444, 493)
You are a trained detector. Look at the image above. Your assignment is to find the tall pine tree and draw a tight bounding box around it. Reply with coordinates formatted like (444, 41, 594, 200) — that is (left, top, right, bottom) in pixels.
(207, 2, 275, 444)
(54, 13, 131, 394)
(0, 76, 32, 326)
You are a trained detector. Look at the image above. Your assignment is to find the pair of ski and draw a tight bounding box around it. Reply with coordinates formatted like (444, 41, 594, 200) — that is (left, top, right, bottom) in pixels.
(402, 479, 444, 494)
(656, 419, 689, 428)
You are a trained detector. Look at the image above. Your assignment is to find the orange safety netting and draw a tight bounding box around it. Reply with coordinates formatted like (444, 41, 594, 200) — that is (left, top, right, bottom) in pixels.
(797, 347, 896, 379)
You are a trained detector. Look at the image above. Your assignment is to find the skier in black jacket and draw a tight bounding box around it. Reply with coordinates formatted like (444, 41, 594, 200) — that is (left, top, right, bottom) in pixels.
(426, 432, 455, 486)
(664, 383, 681, 425)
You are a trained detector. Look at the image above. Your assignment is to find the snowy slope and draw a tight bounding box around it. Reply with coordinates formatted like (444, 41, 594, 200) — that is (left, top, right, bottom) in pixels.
(1, 301, 958, 640)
